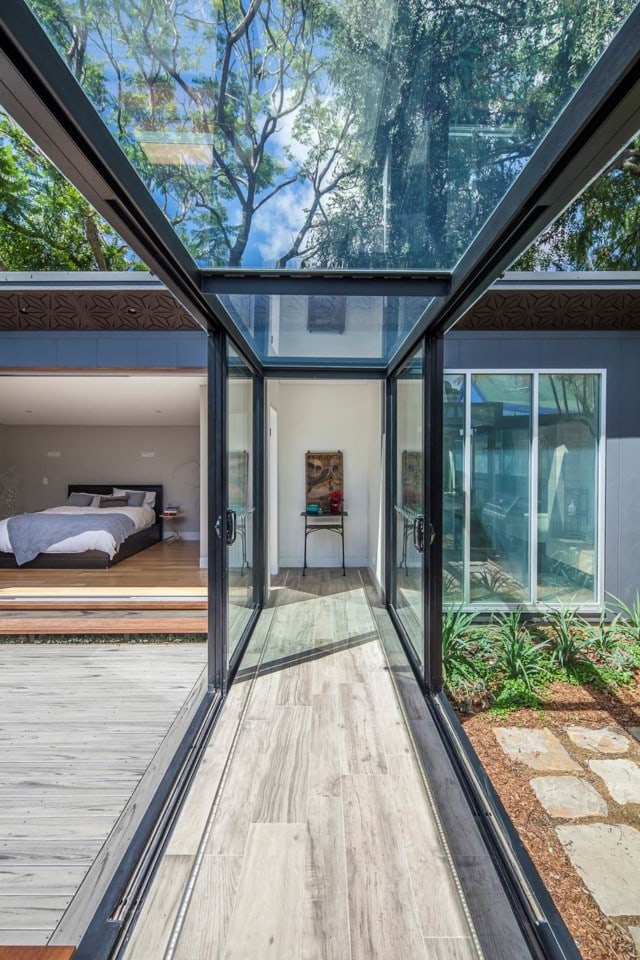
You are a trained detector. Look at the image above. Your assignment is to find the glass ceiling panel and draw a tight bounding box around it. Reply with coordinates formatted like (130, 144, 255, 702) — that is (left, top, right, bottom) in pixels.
(25, 0, 636, 273)
(219, 293, 431, 364)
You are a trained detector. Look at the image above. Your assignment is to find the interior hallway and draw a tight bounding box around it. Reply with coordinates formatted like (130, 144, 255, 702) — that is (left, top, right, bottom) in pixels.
(122, 568, 482, 960)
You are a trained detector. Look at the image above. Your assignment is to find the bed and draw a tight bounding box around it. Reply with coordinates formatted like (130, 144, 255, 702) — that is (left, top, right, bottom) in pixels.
(0, 484, 164, 569)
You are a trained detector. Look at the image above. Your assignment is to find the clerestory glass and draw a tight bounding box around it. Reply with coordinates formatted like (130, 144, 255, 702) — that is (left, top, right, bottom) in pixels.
(24, 0, 636, 274)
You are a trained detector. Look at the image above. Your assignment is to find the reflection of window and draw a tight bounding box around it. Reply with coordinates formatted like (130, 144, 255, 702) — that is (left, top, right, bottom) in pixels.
(307, 296, 346, 333)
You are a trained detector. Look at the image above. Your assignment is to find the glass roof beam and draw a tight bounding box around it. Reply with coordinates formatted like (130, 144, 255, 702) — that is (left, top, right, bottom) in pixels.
(201, 273, 451, 298)
(0, 0, 262, 371)
(386, 3, 640, 374)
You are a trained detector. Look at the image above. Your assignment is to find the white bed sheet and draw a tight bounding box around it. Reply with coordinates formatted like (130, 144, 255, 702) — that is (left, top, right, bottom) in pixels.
(0, 505, 156, 559)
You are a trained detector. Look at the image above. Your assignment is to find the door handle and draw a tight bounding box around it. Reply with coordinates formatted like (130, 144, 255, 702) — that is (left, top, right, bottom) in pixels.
(428, 520, 436, 546)
(226, 508, 237, 546)
(412, 515, 425, 554)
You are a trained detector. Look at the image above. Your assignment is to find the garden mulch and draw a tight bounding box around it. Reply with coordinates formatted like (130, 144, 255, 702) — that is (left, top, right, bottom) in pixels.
(458, 677, 640, 960)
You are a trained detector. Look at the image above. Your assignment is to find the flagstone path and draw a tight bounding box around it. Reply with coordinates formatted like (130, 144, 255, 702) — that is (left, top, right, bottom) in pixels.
(494, 724, 640, 950)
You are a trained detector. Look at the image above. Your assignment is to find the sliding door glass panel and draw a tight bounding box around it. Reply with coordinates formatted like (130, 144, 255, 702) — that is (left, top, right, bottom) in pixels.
(537, 374, 599, 603)
(394, 345, 425, 665)
(443, 374, 465, 603)
(470, 375, 531, 604)
(227, 345, 255, 663)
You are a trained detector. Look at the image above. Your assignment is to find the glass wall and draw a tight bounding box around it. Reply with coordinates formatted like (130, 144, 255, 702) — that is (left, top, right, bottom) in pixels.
(443, 371, 601, 608)
(443, 374, 465, 603)
(393, 344, 425, 665)
(537, 374, 600, 603)
(227, 345, 256, 662)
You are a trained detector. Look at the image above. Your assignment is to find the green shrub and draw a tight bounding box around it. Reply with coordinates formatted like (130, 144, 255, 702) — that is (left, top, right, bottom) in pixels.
(609, 592, 640, 644)
(442, 606, 480, 685)
(586, 610, 621, 661)
(492, 610, 549, 690)
(491, 678, 543, 715)
(545, 605, 593, 672)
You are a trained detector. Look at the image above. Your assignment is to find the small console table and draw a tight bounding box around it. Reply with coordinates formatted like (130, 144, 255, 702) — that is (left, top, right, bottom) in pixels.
(301, 511, 348, 576)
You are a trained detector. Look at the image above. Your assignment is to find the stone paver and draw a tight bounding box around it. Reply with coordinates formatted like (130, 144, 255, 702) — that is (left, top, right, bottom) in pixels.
(629, 927, 640, 952)
(629, 727, 640, 744)
(556, 824, 640, 916)
(530, 776, 607, 819)
(588, 758, 640, 805)
(494, 728, 579, 772)
(566, 726, 630, 755)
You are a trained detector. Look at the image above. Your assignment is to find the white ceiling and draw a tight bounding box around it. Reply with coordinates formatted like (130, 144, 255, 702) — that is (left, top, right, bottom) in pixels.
(0, 376, 204, 425)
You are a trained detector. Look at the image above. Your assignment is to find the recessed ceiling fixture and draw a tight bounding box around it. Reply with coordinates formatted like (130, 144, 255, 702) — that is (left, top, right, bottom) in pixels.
(24, 409, 32, 414)
(155, 409, 162, 413)
(128, 307, 137, 314)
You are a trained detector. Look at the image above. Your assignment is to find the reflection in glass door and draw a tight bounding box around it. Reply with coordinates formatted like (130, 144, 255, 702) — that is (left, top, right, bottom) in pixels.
(226, 344, 256, 664)
(392, 344, 425, 666)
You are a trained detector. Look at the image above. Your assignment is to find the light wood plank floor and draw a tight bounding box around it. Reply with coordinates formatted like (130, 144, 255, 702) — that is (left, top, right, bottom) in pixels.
(0, 642, 207, 946)
(122, 569, 482, 960)
(0, 541, 209, 634)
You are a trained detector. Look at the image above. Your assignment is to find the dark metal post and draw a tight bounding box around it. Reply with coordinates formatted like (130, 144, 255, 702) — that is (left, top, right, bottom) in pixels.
(384, 376, 396, 610)
(253, 373, 266, 611)
(424, 333, 444, 692)
(207, 329, 228, 692)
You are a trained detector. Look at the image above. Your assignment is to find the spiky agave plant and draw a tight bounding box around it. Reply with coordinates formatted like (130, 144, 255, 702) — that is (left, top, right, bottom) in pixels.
(492, 609, 548, 691)
(545, 604, 593, 672)
(442, 605, 479, 686)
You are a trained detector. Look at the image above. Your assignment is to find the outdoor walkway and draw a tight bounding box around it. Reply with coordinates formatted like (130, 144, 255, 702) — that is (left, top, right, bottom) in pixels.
(122, 568, 482, 960)
(0, 642, 206, 946)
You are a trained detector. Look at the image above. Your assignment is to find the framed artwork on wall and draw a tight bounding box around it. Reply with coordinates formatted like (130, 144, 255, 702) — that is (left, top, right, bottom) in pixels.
(401, 450, 423, 512)
(228, 450, 249, 507)
(305, 451, 343, 513)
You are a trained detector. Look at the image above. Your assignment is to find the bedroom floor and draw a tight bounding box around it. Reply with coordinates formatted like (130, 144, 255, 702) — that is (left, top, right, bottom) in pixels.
(0, 542, 208, 634)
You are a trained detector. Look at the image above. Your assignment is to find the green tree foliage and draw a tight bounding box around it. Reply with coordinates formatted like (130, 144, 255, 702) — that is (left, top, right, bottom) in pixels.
(0, 111, 139, 270)
(515, 137, 640, 270)
(15, 0, 639, 269)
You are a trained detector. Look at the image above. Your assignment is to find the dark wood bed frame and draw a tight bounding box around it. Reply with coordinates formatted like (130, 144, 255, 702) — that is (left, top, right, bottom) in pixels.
(0, 483, 164, 570)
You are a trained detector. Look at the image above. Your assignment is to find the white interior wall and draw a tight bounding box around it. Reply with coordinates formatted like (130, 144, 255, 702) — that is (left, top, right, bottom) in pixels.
(3, 425, 201, 537)
(271, 380, 383, 583)
(271, 296, 383, 358)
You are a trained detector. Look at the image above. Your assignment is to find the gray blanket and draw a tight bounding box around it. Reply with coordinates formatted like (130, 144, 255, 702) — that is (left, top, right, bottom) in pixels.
(7, 512, 136, 566)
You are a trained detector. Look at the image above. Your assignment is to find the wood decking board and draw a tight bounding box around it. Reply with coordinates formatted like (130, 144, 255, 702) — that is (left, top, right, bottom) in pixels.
(0, 644, 205, 947)
(122, 569, 483, 960)
(0, 949, 75, 960)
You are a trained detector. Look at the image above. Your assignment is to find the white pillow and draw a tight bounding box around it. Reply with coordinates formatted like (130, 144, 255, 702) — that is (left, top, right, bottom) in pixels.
(113, 487, 156, 508)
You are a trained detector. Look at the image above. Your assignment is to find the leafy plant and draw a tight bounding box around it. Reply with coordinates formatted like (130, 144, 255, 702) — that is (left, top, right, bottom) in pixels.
(491, 679, 543, 715)
(586, 610, 621, 661)
(545, 605, 593, 672)
(492, 610, 549, 690)
(609, 592, 640, 644)
(442, 606, 479, 685)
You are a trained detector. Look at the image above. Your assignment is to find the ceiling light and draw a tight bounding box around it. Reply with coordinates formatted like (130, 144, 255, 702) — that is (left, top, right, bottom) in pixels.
(25, 409, 32, 414)
(128, 308, 137, 314)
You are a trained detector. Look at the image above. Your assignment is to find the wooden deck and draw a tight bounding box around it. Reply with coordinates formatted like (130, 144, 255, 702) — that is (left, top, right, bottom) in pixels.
(0, 542, 207, 635)
(121, 569, 483, 960)
(0, 642, 207, 947)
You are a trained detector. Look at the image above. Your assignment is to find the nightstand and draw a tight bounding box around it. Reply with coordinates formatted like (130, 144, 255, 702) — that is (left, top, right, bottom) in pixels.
(161, 513, 184, 542)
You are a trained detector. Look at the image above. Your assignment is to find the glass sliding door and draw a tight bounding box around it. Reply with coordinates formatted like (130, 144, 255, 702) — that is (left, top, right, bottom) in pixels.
(391, 344, 426, 667)
(226, 343, 259, 666)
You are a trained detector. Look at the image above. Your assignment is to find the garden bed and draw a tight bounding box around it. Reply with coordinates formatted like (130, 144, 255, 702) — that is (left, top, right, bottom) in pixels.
(446, 601, 640, 960)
